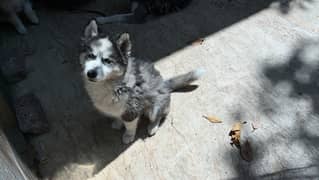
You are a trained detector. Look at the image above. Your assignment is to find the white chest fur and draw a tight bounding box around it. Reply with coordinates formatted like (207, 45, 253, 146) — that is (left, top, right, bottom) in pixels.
(84, 80, 127, 118)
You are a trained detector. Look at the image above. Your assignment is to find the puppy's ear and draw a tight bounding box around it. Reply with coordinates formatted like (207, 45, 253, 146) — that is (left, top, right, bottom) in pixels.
(117, 33, 132, 58)
(84, 20, 98, 39)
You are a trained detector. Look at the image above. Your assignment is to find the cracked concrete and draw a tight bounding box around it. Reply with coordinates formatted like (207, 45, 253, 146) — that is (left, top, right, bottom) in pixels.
(1, 0, 319, 179)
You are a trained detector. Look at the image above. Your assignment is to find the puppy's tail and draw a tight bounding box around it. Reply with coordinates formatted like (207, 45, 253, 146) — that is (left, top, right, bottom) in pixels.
(165, 68, 205, 92)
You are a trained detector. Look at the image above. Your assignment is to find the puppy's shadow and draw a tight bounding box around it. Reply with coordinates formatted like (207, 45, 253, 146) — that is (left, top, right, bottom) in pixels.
(92, 94, 187, 174)
(173, 85, 199, 93)
(92, 85, 200, 174)
(90, 116, 128, 174)
(92, 115, 153, 174)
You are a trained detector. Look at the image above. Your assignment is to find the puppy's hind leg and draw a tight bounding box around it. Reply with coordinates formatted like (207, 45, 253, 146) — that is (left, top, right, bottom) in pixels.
(147, 106, 161, 136)
(8, 13, 27, 34)
(147, 100, 170, 136)
(23, 0, 39, 24)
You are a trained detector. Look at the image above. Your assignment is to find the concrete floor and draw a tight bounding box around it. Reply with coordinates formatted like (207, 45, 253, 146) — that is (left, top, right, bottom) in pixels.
(1, 0, 319, 179)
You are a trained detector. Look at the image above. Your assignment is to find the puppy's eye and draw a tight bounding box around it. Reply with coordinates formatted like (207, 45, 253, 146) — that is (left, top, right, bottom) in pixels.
(87, 54, 96, 59)
(102, 58, 113, 64)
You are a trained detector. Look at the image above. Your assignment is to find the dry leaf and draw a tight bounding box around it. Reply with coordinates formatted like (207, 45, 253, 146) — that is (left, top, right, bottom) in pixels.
(192, 38, 205, 45)
(229, 122, 241, 148)
(232, 122, 241, 131)
(229, 122, 253, 162)
(203, 115, 222, 123)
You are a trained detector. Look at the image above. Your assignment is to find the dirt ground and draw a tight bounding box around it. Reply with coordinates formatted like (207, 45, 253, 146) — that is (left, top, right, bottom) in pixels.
(1, 0, 319, 179)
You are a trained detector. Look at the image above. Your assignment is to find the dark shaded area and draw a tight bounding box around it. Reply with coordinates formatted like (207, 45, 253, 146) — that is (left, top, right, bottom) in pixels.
(173, 85, 199, 92)
(226, 128, 319, 180)
(264, 41, 319, 115)
(224, 41, 319, 179)
(0, 0, 315, 179)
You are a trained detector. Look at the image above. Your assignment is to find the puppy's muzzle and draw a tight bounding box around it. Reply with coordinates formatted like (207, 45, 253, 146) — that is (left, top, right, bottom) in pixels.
(87, 70, 97, 79)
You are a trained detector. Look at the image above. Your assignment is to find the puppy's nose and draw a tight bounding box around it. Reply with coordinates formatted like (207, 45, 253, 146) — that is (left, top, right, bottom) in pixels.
(87, 70, 97, 78)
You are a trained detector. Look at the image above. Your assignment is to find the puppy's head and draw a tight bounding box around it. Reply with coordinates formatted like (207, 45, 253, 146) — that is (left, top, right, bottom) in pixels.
(79, 20, 132, 82)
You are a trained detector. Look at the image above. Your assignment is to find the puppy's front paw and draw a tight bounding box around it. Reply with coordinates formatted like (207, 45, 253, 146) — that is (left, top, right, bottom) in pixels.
(122, 133, 135, 144)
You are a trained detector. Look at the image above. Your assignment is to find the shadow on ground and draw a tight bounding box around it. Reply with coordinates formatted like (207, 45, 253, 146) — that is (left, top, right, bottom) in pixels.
(276, 0, 314, 14)
(264, 41, 319, 115)
(224, 40, 319, 179)
(0, 0, 315, 179)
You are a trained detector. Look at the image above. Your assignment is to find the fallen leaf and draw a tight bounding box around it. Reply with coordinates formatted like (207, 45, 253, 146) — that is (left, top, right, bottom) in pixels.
(232, 122, 241, 131)
(203, 115, 222, 123)
(240, 140, 253, 162)
(229, 122, 241, 148)
(192, 38, 205, 45)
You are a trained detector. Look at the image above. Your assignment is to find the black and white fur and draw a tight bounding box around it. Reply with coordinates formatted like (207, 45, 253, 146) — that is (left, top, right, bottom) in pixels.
(95, 0, 192, 24)
(80, 20, 204, 144)
(0, 0, 39, 34)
